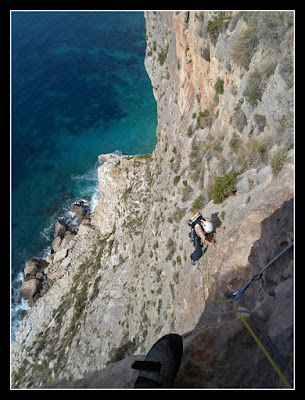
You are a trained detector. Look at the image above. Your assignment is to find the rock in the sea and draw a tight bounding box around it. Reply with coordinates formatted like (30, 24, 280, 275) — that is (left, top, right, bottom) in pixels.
(20, 259, 50, 306)
(52, 236, 62, 252)
(20, 278, 42, 300)
(35, 272, 44, 280)
(54, 220, 66, 237)
(70, 203, 86, 217)
(24, 259, 48, 279)
(46, 253, 55, 264)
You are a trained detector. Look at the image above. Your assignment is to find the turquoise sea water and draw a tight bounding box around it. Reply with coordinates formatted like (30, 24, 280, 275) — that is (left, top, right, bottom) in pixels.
(11, 11, 157, 339)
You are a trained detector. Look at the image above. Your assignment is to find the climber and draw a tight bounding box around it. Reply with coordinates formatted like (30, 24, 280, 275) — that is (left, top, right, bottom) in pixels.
(188, 212, 226, 265)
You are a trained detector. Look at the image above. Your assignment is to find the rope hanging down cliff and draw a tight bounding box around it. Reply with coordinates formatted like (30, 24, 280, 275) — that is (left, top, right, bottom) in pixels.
(201, 241, 294, 388)
(232, 241, 294, 301)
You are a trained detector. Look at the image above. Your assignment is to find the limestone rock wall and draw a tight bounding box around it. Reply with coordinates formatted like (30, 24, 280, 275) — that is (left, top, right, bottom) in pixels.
(11, 11, 294, 388)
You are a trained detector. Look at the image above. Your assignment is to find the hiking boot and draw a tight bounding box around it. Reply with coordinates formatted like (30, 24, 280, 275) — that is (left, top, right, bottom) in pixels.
(191, 257, 196, 265)
(132, 333, 183, 388)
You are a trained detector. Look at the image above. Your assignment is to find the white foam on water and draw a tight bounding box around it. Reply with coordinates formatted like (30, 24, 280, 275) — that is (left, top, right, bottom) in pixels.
(11, 271, 30, 341)
(11, 162, 101, 341)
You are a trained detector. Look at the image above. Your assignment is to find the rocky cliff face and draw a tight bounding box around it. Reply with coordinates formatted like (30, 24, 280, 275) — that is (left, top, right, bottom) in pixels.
(11, 11, 294, 388)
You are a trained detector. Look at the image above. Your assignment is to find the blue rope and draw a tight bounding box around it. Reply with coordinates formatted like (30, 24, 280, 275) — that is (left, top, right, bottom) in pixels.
(232, 242, 294, 301)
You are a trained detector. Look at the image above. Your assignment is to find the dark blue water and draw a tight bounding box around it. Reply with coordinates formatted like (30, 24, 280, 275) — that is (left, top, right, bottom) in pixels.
(11, 11, 157, 339)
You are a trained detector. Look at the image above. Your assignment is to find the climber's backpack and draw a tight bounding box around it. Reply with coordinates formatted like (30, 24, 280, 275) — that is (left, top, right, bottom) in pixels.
(188, 212, 203, 243)
(188, 212, 203, 228)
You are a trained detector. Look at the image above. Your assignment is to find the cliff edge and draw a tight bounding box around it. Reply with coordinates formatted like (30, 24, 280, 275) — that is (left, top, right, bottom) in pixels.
(11, 11, 294, 388)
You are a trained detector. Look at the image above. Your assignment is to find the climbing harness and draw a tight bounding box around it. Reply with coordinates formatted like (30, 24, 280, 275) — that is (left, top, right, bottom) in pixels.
(200, 241, 294, 388)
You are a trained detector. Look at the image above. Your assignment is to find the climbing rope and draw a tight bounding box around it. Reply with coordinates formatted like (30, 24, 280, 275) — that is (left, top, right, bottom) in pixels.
(233, 299, 292, 389)
(200, 241, 294, 388)
(232, 242, 294, 301)
(258, 276, 274, 299)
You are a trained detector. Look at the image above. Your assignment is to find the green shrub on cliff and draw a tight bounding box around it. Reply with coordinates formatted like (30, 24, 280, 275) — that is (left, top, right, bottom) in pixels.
(197, 109, 212, 129)
(243, 68, 265, 107)
(191, 194, 206, 212)
(209, 168, 239, 204)
(206, 12, 231, 45)
(173, 175, 181, 186)
(158, 44, 169, 66)
(271, 147, 287, 176)
(230, 23, 258, 69)
(215, 78, 224, 94)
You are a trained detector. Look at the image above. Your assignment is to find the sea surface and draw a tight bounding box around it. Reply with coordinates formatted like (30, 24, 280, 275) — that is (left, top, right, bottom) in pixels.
(11, 11, 157, 340)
